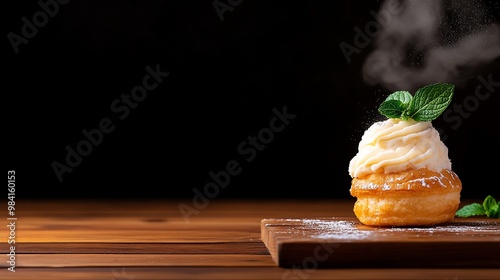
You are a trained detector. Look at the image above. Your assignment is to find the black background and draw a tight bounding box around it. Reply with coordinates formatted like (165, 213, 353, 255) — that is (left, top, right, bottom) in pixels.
(5, 0, 500, 200)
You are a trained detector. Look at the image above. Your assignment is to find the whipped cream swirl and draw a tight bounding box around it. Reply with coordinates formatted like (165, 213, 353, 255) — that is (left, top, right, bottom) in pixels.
(349, 119, 451, 178)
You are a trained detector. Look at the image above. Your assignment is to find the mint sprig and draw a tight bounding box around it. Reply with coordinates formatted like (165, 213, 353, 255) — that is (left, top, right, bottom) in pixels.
(455, 195, 500, 218)
(378, 83, 454, 121)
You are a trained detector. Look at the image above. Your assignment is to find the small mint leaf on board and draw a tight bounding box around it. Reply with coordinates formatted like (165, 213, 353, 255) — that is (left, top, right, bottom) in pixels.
(488, 204, 500, 218)
(483, 195, 497, 211)
(455, 195, 500, 219)
(407, 83, 454, 121)
(455, 203, 486, 218)
(483, 195, 499, 218)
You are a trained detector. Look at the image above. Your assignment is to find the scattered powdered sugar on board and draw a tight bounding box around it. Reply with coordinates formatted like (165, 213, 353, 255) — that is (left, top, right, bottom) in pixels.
(302, 219, 373, 240)
(296, 219, 499, 240)
(377, 221, 498, 233)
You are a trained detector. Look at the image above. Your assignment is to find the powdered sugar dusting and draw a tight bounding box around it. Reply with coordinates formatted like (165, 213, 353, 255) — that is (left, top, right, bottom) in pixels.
(376, 221, 497, 233)
(290, 219, 500, 241)
(302, 219, 357, 230)
(407, 178, 429, 188)
(303, 219, 373, 240)
(357, 170, 460, 190)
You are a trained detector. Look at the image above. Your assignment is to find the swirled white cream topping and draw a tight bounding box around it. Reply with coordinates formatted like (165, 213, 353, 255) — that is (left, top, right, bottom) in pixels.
(349, 119, 451, 178)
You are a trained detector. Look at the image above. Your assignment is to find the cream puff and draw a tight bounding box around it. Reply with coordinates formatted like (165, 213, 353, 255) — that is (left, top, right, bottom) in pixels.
(348, 118, 462, 226)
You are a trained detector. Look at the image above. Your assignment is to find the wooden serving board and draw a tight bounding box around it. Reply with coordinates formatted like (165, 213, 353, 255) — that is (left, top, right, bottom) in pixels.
(261, 217, 500, 268)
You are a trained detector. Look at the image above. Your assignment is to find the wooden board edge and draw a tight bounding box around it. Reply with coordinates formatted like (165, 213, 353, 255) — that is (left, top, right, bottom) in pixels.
(260, 219, 278, 265)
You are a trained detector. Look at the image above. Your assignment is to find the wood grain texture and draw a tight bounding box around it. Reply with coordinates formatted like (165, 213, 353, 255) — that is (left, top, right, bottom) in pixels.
(0, 199, 498, 279)
(2, 254, 276, 267)
(12, 242, 269, 254)
(261, 217, 500, 268)
(1, 267, 500, 280)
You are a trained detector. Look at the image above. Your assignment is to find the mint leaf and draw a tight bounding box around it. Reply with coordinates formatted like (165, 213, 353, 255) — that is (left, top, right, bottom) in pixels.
(488, 204, 499, 218)
(377, 83, 454, 122)
(378, 91, 412, 119)
(385, 91, 413, 104)
(407, 83, 454, 121)
(483, 195, 497, 211)
(378, 100, 407, 119)
(455, 203, 486, 218)
(455, 195, 500, 219)
(483, 195, 498, 218)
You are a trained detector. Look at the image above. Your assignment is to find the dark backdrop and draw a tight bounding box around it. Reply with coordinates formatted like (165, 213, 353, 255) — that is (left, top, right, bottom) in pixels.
(5, 0, 500, 200)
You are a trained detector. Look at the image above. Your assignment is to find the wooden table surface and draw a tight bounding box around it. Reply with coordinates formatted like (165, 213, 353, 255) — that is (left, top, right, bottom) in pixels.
(1, 198, 499, 280)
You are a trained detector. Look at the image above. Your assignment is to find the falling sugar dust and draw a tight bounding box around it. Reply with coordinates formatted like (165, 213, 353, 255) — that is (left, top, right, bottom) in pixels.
(363, 0, 500, 92)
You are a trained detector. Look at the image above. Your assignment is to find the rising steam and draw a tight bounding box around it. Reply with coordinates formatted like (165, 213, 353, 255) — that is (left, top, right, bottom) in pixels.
(363, 0, 500, 92)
